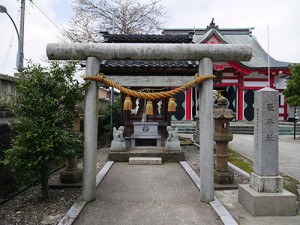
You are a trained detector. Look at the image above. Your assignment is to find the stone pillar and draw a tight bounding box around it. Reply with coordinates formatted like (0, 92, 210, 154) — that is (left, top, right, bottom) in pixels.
(251, 87, 282, 192)
(199, 58, 214, 202)
(238, 87, 297, 216)
(213, 96, 235, 184)
(82, 57, 99, 202)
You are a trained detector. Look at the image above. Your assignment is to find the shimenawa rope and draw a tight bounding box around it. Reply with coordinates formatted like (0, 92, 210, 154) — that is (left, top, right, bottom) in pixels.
(84, 73, 215, 100)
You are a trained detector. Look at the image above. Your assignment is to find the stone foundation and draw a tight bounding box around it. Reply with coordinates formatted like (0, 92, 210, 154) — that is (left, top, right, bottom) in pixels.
(60, 170, 82, 183)
(238, 184, 297, 216)
(250, 173, 283, 193)
(214, 170, 234, 184)
(110, 140, 126, 152)
(108, 147, 185, 162)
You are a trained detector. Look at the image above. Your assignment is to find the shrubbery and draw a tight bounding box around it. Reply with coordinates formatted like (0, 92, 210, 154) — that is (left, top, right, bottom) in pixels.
(3, 61, 86, 200)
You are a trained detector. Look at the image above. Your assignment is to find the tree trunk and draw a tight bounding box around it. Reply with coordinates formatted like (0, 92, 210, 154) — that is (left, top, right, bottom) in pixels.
(41, 166, 49, 200)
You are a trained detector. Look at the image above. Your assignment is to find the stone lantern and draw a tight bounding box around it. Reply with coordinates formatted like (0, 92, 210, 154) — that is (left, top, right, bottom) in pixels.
(59, 106, 83, 184)
(213, 96, 235, 184)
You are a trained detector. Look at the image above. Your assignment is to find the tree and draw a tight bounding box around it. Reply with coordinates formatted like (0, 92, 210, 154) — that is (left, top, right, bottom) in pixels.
(63, 0, 166, 43)
(100, 98, 121, 132)
(3, 61, 86, 200)
(283, 64, 300, 107)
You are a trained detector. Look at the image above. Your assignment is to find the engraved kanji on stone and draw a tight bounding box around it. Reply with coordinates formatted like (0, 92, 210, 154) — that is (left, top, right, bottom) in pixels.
(266, 103, 275, 111)
(266, 118, 274, 125)
(265, 134, 275, 142)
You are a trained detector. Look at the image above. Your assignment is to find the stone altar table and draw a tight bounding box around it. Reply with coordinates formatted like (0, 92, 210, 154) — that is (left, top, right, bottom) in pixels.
(130, 122, 161, 147)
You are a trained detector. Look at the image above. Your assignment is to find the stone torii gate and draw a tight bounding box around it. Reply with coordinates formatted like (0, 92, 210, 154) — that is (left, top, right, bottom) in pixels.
(46, 43, 252, 203)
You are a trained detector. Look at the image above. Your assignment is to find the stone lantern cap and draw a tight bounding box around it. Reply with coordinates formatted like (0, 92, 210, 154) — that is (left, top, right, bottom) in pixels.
(213, 96, 236, 119)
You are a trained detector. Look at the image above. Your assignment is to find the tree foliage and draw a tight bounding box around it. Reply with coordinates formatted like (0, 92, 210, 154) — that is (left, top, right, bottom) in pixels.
(3, 61, 87, 199)
(283, 64, 300, 107)
(97, 98, 121, 146)
(100, 98, 121, 133)
(64, 0, 166, 42)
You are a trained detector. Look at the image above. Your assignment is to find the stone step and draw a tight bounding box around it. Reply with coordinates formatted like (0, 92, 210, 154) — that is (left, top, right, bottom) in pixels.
(172, 119, 300, 135)
(230, 126, 300, 135)
(108, 148, 185, 162)
(129, 157, 162, 165)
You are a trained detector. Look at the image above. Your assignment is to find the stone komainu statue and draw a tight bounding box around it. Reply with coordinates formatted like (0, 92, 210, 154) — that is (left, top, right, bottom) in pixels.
(167, 126, 179, 141)
(113, 126, 125, 141)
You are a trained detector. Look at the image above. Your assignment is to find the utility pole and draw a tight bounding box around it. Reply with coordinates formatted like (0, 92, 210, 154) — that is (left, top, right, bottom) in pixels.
(18, 0, 26, 70)
(294, 107, 299, 140)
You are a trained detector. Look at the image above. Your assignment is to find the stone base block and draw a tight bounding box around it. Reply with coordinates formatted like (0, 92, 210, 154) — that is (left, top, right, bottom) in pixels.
(59, 170, 82, 183)
(164, 140, 181, 150)
(108, 147, 185, 162)
(193, 132, 199, 143)
(110, 140, 126, 152)
(214, 170, 234, 184)
(129, 157, 162, 165)
(238, 184, 297, 216)
(250, 172, 283, 193)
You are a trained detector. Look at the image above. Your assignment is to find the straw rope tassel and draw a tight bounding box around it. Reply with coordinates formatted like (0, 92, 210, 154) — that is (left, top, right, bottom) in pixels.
(168, 97, 176, 112)
(145, 100, 153, 115)
(123, 96, 132, 110)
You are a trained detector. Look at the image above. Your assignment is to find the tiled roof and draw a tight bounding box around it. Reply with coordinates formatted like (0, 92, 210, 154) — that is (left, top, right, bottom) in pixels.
(99, 20, 291, 72)
(100, 32, 197, 74)
(100, 60, 198, 69)
(101, 31, 193, 43)
(99, 60, 199, 75)
(167, 27, 291, 69)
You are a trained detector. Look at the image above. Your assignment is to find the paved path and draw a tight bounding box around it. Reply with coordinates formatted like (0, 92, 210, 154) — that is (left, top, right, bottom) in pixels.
(229, 134, 300, 180)
(73, 163, 222, 225)
(215, 190, 300, 225)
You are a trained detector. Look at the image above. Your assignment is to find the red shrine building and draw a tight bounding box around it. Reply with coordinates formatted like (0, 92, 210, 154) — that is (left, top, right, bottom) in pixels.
(100, 20, 293, 122)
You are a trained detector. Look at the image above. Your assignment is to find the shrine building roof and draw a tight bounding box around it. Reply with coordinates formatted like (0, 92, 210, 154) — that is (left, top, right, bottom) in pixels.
(99, 19, 291, 74)
(100, 31, 194, 43)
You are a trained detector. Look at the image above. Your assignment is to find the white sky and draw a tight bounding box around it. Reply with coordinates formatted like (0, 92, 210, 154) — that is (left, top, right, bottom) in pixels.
(1, 0, 300, 76)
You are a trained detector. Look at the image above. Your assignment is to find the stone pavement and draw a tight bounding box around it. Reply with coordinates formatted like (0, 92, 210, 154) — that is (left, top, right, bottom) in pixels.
(215, 189, 300, 225)
(73, 162, 222, 225)
(229, 134, 300, 181)
(63, 160, 300, 225)
(60, 133, 300, 225)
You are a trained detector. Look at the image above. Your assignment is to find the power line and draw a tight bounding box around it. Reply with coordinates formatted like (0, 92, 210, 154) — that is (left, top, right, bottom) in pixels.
(25, 4, 61, 35)
(1, 31, 15, 74)
(25, 5, 64, 42)
(25, 6, 58, 34)
(29, 1, 63, 32)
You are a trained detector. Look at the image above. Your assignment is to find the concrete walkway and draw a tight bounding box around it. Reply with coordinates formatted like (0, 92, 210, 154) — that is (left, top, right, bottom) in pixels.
(73, 163, 222, 225)
(229, 134, 300, 181)
(215, 190, 300, 225)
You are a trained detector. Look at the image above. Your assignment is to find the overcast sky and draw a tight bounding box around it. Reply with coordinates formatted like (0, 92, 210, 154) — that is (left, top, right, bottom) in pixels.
(1, 0, 300, 76)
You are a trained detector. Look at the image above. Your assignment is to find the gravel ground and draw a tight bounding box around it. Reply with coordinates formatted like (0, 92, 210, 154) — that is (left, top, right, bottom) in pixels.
(0, 145, 248, 225)
(0, 148, 109, 225)
(183, 145, 250, 185)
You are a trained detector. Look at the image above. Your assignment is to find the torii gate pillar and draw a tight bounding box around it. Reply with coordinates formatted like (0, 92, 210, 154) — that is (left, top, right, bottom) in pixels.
(82, 57, 99, 201)
(199, 58, 214, 202)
